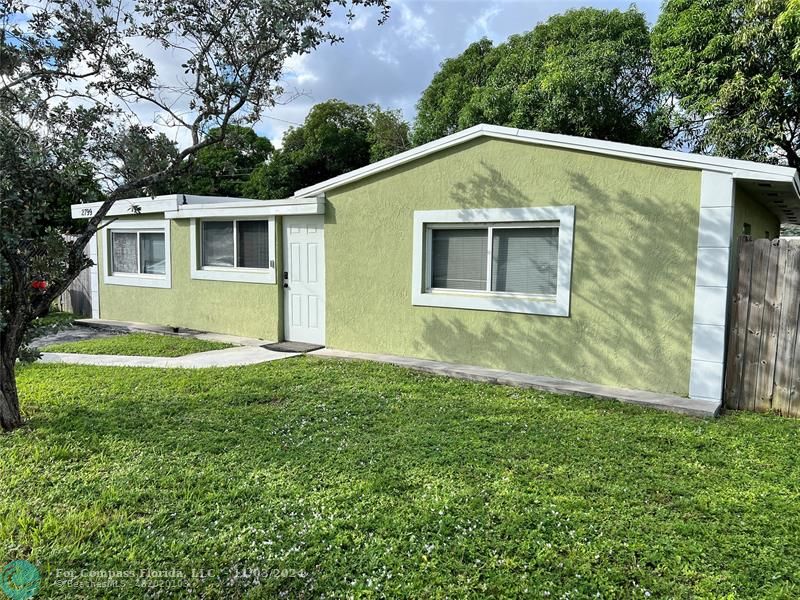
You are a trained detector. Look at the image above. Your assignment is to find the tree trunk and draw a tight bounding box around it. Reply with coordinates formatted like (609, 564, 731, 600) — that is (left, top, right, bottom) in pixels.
(0, 356, 21, 432)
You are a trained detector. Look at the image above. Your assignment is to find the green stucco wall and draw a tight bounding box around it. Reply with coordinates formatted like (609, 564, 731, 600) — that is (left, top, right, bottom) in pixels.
(98, 219, 282, 340)
(733, 185, 780, 241)
(325, 138, 702, 396)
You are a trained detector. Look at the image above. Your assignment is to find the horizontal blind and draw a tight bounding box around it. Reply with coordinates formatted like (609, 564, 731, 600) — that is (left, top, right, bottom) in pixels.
(431, 228, 488, 290)
(237, 221, 269, 268)
(140, 233, 166, 274)
(492, 227, 559, 295)
(111, 232, 138, 273)
(202, 221, 234, 267)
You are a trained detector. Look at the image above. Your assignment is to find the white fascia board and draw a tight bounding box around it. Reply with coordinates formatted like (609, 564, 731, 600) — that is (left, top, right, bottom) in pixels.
(732, 169, 799, 183)
(510, 128, 797, 179)
(293, 124, 798, 198)
(71, 196, 179, 219)
(178, 194, 316, 208)
(71, 194, 311, 220)
(164, 197, 324, 219)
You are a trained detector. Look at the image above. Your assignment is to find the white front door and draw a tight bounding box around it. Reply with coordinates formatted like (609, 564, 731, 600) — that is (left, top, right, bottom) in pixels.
(283, 215, 325, 345)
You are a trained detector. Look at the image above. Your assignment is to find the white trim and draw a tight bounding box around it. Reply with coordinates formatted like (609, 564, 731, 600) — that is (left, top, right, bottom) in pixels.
(189, 217, 277, 284)
(164, 196, 324, 219)
(72, 196, 178, 219)
(689, 171, 735, 403)
(411, 206, 575, 316)
(100, 219, 172, 289)
(294, 124, 798, 199)
(88, 234, 100, 318)
(71, 194, 322, 220)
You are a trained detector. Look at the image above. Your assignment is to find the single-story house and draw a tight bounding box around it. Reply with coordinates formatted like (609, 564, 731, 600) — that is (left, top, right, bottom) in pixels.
(72, 124, 800, 408)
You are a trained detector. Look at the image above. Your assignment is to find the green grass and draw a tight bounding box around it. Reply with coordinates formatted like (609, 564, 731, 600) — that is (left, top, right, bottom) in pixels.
(41, 332, 234, 357)
(32, 310, 76, 330)
(3, 358, 800, 598)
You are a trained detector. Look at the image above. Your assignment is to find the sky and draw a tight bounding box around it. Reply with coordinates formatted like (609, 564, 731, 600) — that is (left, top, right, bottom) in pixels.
(145, 0, 663, 149)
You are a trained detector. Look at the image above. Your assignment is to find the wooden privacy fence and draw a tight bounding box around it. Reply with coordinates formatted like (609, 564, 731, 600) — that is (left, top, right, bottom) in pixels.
(54, 234, 93, 317)
(56, 265, 92, 317)
(725, 236, 800, 416)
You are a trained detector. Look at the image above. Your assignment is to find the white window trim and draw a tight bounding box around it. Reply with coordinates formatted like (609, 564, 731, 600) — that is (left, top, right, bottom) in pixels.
(411, 206, 575, 316)
(189, 217, 276, 284)
(100, 219, 171, 289)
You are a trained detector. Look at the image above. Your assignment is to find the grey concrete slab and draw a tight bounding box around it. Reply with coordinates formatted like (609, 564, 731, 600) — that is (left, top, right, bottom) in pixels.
(312, 348, 721, 418)
(31, 326, 120, 349)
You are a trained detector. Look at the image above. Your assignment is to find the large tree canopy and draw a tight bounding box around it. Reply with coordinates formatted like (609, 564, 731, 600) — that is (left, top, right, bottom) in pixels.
(245, 100, 409, 198)
(653, 0, 800, 166)
(413, 8, 671, 148)
(179, 126, 274, 197)
(0, 0, 389, 431)
(412, 38, 500, 146)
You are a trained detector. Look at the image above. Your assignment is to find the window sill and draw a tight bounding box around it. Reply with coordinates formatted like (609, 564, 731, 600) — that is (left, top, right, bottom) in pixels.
(190, 267, 276, 284)
(105, 273, 171, 289)
(412, 289, 569, 316)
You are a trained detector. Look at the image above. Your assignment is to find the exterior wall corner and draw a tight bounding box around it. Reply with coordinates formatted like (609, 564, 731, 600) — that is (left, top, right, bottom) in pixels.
(689, 171, 735, 403)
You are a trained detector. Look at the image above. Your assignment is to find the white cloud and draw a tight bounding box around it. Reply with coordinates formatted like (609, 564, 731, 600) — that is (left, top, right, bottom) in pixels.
(349, 13, 370, 31)
(371, 40, 400, 65)
(283, 53, 319, 87)
(466, 5, 502, 42)
(396, 0, 440, 51)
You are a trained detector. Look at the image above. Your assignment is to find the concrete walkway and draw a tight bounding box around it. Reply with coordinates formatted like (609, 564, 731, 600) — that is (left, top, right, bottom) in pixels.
(40, 345, 297, 368)
(38, 318, 298, 368)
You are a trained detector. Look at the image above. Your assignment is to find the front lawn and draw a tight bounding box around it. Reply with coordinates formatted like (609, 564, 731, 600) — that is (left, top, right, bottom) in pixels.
(41, 332, 234, 357)
(3, 357, 800, 598)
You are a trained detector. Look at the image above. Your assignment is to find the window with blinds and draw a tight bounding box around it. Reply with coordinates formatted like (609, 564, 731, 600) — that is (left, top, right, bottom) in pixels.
(237, 221, 269, 268)
(431, 229, 487, 290)
(428, 225, 560, 296)
(492, 227, 558, 295)
(201, 220, 269, 270)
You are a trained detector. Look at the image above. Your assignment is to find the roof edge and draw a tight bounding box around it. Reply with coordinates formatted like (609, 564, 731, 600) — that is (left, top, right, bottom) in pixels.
(292, 124, 799, 198)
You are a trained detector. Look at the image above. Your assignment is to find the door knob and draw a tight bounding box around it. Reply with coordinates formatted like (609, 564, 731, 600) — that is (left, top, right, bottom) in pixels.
(283, 283, 288, 289)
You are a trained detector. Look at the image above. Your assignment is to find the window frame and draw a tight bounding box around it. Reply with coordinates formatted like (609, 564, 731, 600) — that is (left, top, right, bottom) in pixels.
(101, 219, 171, 289)
(190, 217, 276, 284)
(412, 206, 575, 316)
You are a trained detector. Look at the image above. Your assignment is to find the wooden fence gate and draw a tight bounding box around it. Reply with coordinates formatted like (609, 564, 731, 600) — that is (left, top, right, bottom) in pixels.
(725, 236, 800, 416)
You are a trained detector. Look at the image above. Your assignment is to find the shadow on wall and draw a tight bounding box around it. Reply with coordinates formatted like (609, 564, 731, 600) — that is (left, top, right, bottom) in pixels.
(414, 162, 697, 395)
